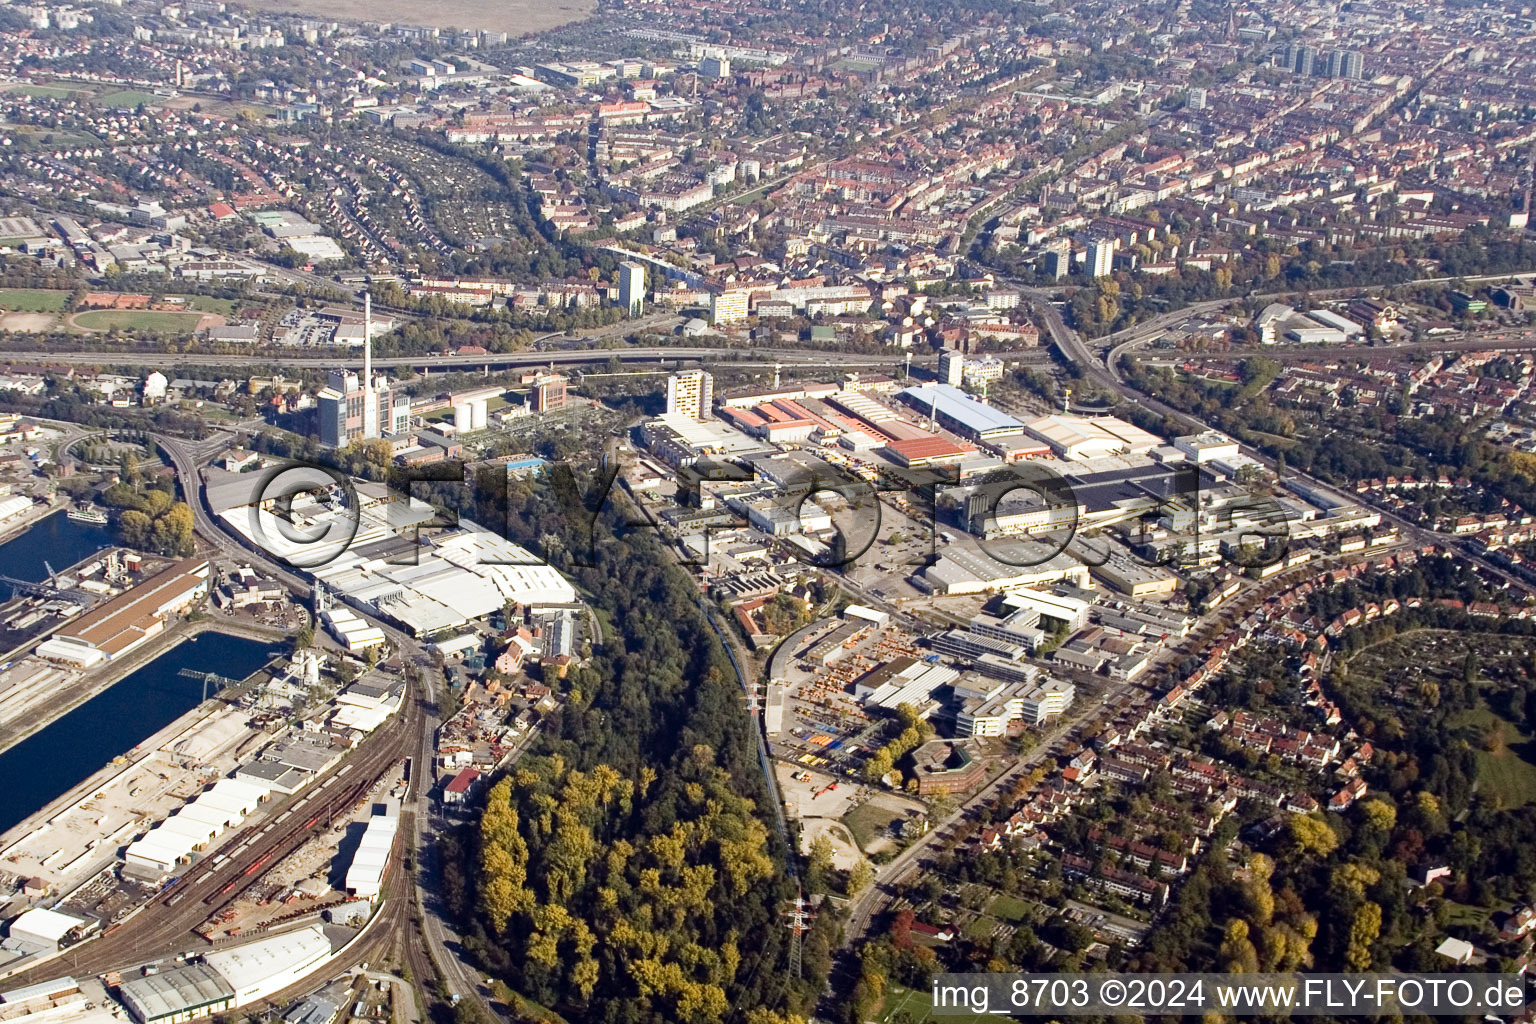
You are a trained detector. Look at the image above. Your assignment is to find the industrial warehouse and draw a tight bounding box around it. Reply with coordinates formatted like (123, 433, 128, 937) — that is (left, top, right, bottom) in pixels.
(115, 926, 334, 1024)
(36, 560, 210, 668)
(210, 475, 577, 638)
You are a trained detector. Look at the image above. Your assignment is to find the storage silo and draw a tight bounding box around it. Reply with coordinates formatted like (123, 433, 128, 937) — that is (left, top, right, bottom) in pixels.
(471, 398, 488, 430)
(453, 402, 472, 431)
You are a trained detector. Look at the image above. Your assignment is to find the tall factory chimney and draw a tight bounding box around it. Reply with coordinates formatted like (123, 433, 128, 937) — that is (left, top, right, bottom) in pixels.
(363, 292, 372, 387)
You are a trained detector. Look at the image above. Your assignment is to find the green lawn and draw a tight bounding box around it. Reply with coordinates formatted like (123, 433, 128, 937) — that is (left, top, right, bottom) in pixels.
(174, 294, 237, 314)
(98, 90, 159, 109)
(962, 915, 998, 941)
(730, 184, 775, 206)
(878, 982, 1010, 1023)
(0, 288, 69, 312)
(8, 84, 81, 99)
(11, 127, 99, 147)
(985, 893, 1034, 924)
(842, 802, 903, 851)
(1444, 900, 1491, 928)
(591, 607, 615, 645)
(1451, 705, 1536, 807)
(73, 309, 207, 333)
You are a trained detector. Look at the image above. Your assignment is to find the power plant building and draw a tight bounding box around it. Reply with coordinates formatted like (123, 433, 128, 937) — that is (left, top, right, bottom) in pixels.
(317, 296, 409, 447)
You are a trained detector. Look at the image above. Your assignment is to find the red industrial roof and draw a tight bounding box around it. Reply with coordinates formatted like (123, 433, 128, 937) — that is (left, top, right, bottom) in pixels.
(446, 767, 481, 794)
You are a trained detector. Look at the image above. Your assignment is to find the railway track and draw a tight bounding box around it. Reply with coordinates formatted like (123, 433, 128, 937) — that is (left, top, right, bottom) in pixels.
(6, 694, 420, 985)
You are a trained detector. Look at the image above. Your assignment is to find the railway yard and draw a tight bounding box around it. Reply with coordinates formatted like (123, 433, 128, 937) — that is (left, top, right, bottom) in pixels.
(5, 688, 420, 984)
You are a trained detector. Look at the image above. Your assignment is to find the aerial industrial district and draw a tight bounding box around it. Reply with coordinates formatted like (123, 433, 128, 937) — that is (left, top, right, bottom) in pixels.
(1, 0, 1536, 1021)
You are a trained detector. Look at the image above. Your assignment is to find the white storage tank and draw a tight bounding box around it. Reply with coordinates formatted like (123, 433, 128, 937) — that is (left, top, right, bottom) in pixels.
(471, 398, 488, 430)
(453, 402, 472, 431)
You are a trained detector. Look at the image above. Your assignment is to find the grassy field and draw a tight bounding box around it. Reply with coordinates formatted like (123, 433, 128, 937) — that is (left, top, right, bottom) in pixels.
(1452, 705, 1536, 807)
(985, 893, 1034, 924)
(730, 183, 776, 206)
(878, 982, 1010, 1023)
(843, 802, 903, 851)
(98, 90, 160, 109)
(7, 83, 82, 99)
(9, 126, 99, 147)
(1444, 900, 1491, 928)
(962, 916, 998, 941)
(73, 310, 207, 333)
(175, 294, 238, 314)
(0, 288, 69, 312)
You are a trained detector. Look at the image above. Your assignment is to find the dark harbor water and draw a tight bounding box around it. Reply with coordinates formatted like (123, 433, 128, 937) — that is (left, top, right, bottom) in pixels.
(0, 509, 115, 582)
(0, 631, 273, 837)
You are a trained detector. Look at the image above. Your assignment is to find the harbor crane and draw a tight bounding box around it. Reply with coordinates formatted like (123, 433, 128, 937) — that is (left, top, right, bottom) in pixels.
(178, 668, 241, 702)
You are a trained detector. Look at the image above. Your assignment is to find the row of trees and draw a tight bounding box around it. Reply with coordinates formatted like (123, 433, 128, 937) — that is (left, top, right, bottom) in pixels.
(96, 452, 195, 556)
(413, 464, 816, 1022)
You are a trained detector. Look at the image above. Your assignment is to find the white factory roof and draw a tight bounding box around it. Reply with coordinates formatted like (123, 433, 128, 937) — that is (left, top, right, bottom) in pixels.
(126, 828, 201, 870)
(220, 486, 577, 636)
(861, 662, 958, 712)
(330, 703, 390, 733)
(1255, 302, 1294, 327)
(897, 383, 1023, 435)
(650, 412, 772, 455)
(197, 778, 270, 816)
(1024, 414, 1162, 459)
(1307, 308, 1364, 336)
(118, 963, 234, 1022)
(123, 832, 188, 871)
(924, 544, 1090, 593)
(204, 925, 331, 1004)
(1, 977, 82, 1004)
(125, 777, 271, 875)
(431, 633, 481, 657)
(176, 802, 240, 829)
(0, 495, 33, 520)
(345, 815, 398, 898)
(159, 815, 220, 844)
(1003, 588, 1092, 621)
(7, 908, 86, 945)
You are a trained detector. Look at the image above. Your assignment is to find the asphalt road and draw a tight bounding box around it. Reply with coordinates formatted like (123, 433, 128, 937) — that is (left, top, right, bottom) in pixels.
(839, 682, 1131, 944)
(0, 344, 921, 373)
(1139, 329, 1536, 366)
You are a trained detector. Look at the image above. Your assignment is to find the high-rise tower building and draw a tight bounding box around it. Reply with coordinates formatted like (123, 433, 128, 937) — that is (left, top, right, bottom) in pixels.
(1087, 238, 1116, 279)
(618, 261, 646, 316)
(666, 370, 713, 420)
(938, 347, 964, 387)
(1043, 240, 1072, 279)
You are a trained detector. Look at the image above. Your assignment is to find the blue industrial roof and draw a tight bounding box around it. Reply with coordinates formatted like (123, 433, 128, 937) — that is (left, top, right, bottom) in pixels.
(896, 383, 1023, 434)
